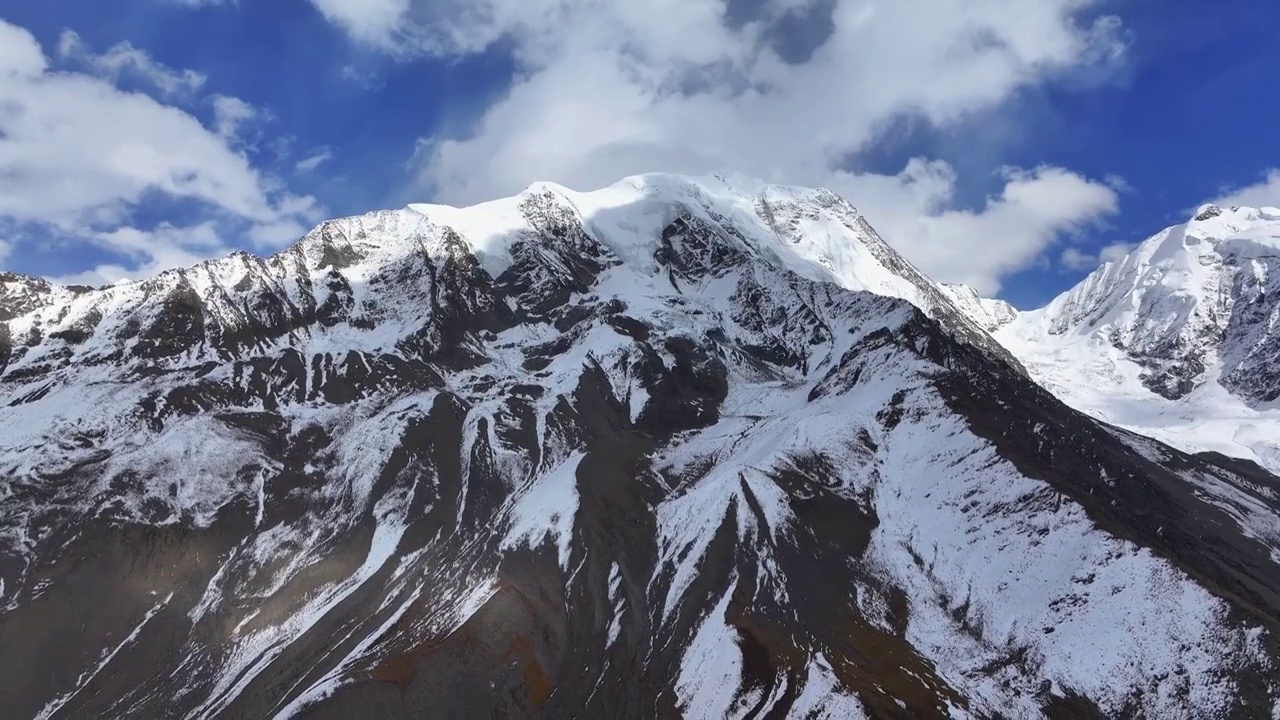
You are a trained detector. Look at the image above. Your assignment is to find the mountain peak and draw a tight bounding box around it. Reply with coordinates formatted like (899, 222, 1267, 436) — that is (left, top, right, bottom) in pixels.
(3, 172, 1280, 718)
(1192, 203, 1223, 222)
(414, 173, 935, 316)
(971, 198, 1280, 471)
(1182, 204, 1280, 244)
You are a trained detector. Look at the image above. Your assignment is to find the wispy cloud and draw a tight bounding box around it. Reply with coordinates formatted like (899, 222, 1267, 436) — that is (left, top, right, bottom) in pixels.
(1060, 240, 1134, 272)
(296, 149, 334, 172)
(1213, 169, 1280, 209)
(212, 94, 258, 139)
(57, 30, 206, 98)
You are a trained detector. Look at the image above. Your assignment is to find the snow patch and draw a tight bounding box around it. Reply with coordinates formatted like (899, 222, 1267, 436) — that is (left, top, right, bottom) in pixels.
(501, 452, 584, 570)
(676, 579, 754, 720)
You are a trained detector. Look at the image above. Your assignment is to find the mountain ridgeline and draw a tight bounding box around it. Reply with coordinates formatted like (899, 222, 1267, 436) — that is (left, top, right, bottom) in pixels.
(1, 175, 1278, 719)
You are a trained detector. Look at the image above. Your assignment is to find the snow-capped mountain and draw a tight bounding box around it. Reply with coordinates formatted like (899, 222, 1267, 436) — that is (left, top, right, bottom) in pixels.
(2, 175, 1278, 719)
(986, 204, 1280, 472)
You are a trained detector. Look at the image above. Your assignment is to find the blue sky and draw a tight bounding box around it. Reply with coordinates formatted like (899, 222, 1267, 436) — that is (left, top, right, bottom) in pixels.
(0, 0, 1277, 307)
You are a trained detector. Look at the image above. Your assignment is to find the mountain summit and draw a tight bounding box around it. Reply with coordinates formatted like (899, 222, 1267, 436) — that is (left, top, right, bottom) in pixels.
(987, 204, 1280, 471)
(2, 175, 1279, 718)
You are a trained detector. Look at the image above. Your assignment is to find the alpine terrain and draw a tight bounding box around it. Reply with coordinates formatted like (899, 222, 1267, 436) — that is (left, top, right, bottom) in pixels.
(961, 204, 1280, 475)
(1, 174, 1279, 719)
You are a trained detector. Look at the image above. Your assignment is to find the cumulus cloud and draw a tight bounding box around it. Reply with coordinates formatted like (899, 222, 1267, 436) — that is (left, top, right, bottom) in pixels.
(836, 164, 1119, 294)
(310, 0, 412, 49)
(1213, 169, 1280, 209)
(308, 0, 1125, 293)
(0, 19, 320, 280)
(58, 30, 207, 97)
(0, 21, 49, 77)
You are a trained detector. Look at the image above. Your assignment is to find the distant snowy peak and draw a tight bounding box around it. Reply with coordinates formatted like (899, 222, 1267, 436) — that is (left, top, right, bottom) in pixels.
(1040, 204, 1280, 338)
(938, 283, 1017, 332)
(948, 204, 1280, 472)
(1027, 204, 1280, 402)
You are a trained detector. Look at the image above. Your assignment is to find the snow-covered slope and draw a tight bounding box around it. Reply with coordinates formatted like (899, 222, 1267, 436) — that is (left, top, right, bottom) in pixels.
(938, 282, 1017, 332)
(2, 176, 1279, 718)
(987, 204, 1280, 471)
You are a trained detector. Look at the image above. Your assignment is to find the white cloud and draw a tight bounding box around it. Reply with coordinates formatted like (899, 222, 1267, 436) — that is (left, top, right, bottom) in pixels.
(1061, 246, 1098, 271)
(58, 30, 207, 97)
(1213, 169, 1280, 209)
(1098, 240, 1135, 263)
(56, 214, 321, 288)
(0, 22, 48, 77)
(296, 149, 335, 172)
(311, 0, 1125, 292)
(212, 94, 258, 139)
(310, 0, 412, 49)
(834, 164, 1118, 294)
(247, 218, 313, 247)
(0, 19, 320, 280)
(54, 222, 229, 286)
(1059, 239, 1135, 273)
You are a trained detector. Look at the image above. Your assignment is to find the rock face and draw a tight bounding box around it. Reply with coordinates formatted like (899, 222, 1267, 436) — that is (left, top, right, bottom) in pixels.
(1, 175, 1278, 719)
(984, 204, 1280, 472)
